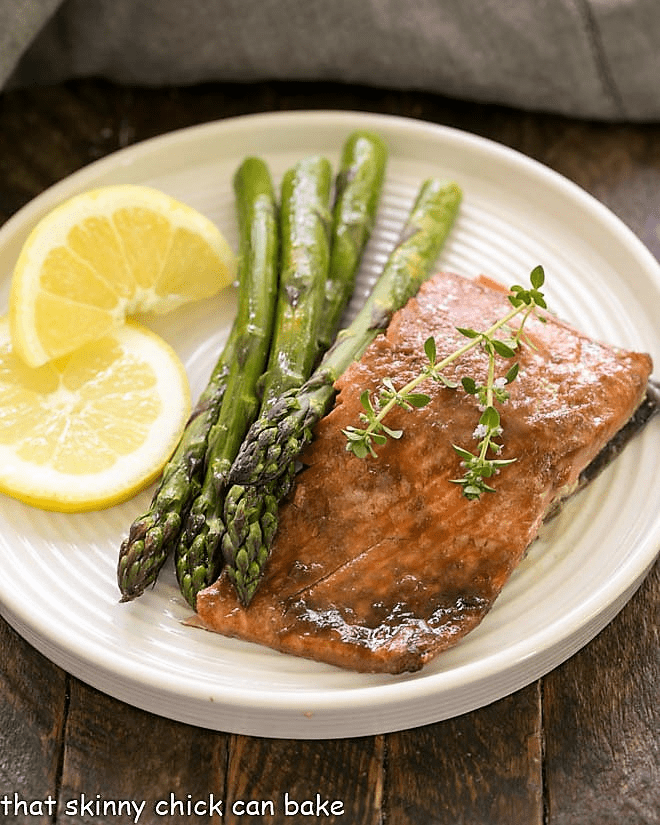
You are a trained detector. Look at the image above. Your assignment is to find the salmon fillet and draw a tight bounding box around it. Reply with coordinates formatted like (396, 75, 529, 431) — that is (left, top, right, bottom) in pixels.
(194, 271, 654, 673)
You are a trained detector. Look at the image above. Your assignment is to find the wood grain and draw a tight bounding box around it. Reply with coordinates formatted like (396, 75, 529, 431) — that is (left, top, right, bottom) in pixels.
(224, 734, 384, 823)
(0, 621, 67, 824)
(385, 684, 543, 825)
(58, 680, 229, 824)
(544, 559, 659, 825)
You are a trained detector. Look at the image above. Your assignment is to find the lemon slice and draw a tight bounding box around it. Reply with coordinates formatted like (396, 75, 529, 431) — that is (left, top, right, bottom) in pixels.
(0, 316, 191, 512)
(9, 184, 237, 367)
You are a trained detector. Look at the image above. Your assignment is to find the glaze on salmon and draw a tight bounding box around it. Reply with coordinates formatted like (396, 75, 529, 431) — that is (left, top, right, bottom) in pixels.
(194, 271, 654, 673)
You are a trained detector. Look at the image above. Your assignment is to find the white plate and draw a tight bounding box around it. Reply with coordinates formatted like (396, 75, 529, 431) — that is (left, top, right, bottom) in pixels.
(0, 111, 659, 739)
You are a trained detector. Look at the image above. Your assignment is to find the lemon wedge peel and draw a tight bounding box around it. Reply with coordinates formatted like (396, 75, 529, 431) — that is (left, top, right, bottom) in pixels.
(9, 185, 238, 367)
(0, 317, 192, 513)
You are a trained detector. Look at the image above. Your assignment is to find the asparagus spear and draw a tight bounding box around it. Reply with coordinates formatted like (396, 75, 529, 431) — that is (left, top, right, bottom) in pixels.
(175, 155, 333, 605)
(117, 325, 238, 601)
(174, 157, 280, 606)
(222, 178, 463, 605)
(259, 155, 333, 408)
(318, 130, 388, 351)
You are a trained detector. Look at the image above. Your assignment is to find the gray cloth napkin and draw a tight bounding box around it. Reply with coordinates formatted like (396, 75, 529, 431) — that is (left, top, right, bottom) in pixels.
(2, 0, 659, 121)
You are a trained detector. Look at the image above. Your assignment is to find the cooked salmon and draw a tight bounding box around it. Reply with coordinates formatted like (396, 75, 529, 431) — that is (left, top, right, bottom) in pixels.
(194, 271, 654, 673)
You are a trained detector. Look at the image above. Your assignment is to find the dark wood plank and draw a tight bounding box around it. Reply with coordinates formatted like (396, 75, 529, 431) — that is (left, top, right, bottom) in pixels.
(385, 683, 543, 825)
(224, 734, 384, 824)
(544, 557, 659, 825)
(0, 617, 67, 824)
(57, 679, 230, 824)
(0, 84, 120, 221)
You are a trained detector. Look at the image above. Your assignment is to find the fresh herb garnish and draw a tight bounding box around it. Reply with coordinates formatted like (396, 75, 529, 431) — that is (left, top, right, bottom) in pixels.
(342, 265, 547, 499)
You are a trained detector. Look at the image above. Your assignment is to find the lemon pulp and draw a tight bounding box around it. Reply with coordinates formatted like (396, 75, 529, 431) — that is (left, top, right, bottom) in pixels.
(0, 316, 191, 512)
(9, 185, 237, 367)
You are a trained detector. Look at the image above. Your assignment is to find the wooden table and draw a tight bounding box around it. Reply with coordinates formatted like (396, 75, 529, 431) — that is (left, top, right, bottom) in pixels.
(0, 79, 658, 824)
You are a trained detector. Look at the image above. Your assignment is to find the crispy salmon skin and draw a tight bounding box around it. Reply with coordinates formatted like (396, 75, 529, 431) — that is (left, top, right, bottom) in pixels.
(193, 271, 653, 673)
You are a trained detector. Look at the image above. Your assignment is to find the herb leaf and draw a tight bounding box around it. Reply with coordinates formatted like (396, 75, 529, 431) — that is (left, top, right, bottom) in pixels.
(343, 266, 548, 499)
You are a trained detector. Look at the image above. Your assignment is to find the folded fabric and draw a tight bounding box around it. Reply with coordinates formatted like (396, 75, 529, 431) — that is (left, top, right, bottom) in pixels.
(2, 0, 660, 121)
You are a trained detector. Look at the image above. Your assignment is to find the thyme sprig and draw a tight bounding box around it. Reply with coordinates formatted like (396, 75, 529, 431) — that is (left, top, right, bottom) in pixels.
(342, 266, 547, 499)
